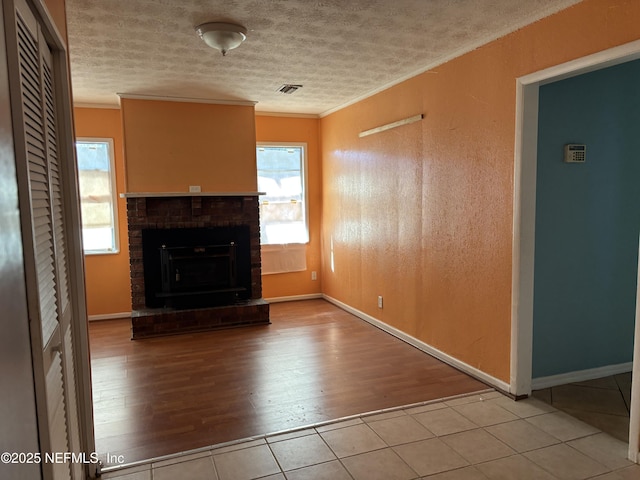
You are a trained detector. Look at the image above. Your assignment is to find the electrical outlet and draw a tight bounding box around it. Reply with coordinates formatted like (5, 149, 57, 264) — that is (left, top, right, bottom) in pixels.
(311, 271, 317, 281)
(189, 185, 201, 192)
(377, 295, 383, 309)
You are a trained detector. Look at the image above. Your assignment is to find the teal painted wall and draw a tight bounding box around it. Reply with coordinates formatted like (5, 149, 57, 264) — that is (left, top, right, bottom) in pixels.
(532, 60, 640, 378)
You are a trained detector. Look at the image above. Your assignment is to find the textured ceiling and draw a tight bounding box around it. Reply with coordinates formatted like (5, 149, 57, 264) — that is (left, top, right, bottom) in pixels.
(66, 0, 580, 115)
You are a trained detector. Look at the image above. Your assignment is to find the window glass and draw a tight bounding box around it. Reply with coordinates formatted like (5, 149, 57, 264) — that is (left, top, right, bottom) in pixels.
(256, 144, 308, 245)
(75, 139, 119, 254)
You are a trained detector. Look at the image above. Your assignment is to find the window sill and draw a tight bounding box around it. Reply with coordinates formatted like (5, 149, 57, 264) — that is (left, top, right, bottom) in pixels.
(261, 243, 308, 251)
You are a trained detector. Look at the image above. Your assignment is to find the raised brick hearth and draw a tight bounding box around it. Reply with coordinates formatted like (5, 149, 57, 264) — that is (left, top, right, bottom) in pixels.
(126, 194, 269, 339)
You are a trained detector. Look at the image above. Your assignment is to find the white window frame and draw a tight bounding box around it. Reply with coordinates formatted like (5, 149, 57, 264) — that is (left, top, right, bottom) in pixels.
(75, 137, 119, 255)
(256, 142, 309, 247)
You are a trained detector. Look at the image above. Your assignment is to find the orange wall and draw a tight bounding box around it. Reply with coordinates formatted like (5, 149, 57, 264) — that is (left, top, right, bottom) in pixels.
(121, 99, 257, 193)
(75, 109, 323, 313)
(255, 115, 322, 298)
(320, 0, 640, 383)
(74, 107, 131, 316)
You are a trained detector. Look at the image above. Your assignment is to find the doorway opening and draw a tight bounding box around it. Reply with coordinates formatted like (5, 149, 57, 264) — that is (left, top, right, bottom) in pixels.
(510, 39, 640, 462)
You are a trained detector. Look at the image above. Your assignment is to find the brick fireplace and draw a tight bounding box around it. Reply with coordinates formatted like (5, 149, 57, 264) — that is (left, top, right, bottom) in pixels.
(126, 193, 269, 339)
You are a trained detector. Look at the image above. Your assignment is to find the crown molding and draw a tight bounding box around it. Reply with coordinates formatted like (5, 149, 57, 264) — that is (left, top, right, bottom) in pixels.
(117, 93, 257, 107)
(255, 111, 319, 119)
(73, 102, 121, 110)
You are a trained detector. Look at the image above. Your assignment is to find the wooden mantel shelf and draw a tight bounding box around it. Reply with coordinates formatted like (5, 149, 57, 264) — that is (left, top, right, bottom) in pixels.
(121, 192, 265, 198)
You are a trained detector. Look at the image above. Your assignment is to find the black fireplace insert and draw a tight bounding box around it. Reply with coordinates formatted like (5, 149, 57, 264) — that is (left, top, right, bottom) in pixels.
(142, 226, 251, 309)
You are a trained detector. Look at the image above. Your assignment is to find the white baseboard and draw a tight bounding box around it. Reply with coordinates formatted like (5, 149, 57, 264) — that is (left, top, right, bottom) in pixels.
(532, 362, 633, 390)
(322, 294, 511, 394)
(265, 293, 323, 303)
(88, 312, 131, 321)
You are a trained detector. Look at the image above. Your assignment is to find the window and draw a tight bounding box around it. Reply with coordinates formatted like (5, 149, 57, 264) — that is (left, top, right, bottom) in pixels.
(75, 138, 119, 254)
(256, 144, 308, 245)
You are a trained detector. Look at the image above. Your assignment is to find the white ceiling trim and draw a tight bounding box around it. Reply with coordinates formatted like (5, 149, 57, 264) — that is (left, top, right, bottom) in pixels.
(74, 102, 121, 110)
(117, 93, 257, 107)
(256, 112, 319, 119)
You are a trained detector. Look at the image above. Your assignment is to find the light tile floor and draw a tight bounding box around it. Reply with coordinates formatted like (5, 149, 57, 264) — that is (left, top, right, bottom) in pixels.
(533, 373, 632, 443)
(102, 390, 640, 480)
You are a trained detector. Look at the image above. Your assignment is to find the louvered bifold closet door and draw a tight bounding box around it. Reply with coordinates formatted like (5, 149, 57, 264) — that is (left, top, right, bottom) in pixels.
(17, 5, 58, 347)
(13, 1, 73, 478)
(41, 22, 83, 480)
(43, 49, 70, 324)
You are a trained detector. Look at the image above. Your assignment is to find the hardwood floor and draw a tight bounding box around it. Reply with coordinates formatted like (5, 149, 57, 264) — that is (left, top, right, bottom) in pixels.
(89, 299, 487, 465)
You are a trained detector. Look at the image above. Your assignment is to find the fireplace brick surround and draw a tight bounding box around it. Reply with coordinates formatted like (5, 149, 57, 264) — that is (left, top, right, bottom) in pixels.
(126, 194, 269, 338)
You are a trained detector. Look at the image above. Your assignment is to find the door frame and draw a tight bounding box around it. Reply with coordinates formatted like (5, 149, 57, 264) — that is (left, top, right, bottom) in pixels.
(510, 39, 640, 461)
(3, 0, 95, 476)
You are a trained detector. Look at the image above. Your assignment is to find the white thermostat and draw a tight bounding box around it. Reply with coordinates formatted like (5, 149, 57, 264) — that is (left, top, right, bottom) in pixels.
(564, 144, 586, 163)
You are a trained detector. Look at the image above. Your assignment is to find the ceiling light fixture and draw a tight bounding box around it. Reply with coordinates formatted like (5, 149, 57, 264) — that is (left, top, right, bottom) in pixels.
(195, 22, 247, 56)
